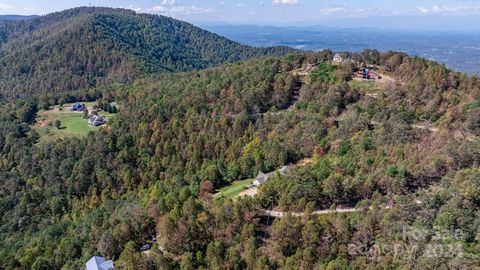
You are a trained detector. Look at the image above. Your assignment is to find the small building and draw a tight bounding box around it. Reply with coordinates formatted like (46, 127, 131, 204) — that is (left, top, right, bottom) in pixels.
(333, 53, 343, 63)
(253, 171, 270, 186)
(88, 115, 107, 126)
(362, 68, 370, 79)
(355, 68, 382, 81)
(86, 256, 114, 270)
(140, 244, 151, 252)
(70, 102, 86, 112)
(252, 165, 292, 186)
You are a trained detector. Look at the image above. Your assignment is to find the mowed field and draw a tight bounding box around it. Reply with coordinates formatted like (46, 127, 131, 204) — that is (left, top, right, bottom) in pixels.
(348, 80, 380, 92)
(214, 179, 253, 199)
(33, 102, 116, 142)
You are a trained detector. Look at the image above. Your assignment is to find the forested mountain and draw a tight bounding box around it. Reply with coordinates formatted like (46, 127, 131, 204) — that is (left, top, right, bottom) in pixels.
(1, 49, 480, 269)
(0, 15, 38, 21)
(0, 7, 293, 99)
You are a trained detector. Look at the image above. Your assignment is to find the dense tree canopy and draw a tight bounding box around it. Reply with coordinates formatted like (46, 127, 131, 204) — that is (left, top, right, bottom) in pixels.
(0, 50, 480, 269)
(0, 7, 293, 99)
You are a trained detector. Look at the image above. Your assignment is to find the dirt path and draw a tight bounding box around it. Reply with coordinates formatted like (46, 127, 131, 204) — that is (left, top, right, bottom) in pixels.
(238, 187, 258, 197)
(263, 199, 423, 218)
(369, 120, 441, 133)
(264, 208, 361, 218)
(411, 124, 439, 133)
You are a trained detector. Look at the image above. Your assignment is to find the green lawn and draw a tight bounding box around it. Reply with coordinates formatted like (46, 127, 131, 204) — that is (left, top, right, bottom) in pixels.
(214, 179, 252, 199)
(348, 80, 380, 92)
(33, 102, 116, 142)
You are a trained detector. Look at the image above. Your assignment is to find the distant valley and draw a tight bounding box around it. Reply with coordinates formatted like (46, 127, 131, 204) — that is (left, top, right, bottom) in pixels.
(203, 24, 480, 75)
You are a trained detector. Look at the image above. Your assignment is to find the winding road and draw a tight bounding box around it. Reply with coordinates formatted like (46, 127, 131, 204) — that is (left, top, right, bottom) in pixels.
(263, 207, 361, 218)
(262, 199, 423, 218)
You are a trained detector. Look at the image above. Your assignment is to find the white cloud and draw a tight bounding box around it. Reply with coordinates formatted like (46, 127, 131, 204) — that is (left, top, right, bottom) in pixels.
(272, 0, 298, 5)
(319, 6, 347, 16)
(313, 5, 401, 18)
(147, 5, 212, 16)
(0, 3, 14, 11)
(23, 6, 38, 12)
(124, 5, 142, 12)
(161, 0, 176, 6)
(129, 0, 213, 17)
(418, 6, 430, 14)
(418, 4, 480, 14)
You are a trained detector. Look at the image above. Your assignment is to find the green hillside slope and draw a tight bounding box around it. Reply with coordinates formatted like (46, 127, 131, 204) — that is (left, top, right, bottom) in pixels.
(1, 50, 480, 268)
(0, 7, 293, 99)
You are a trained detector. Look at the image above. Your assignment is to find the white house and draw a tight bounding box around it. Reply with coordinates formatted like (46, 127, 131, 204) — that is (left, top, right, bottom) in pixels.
(88, 115, 107, 126)
(86, 256, 114, 270)
(333, 53, 343, 63)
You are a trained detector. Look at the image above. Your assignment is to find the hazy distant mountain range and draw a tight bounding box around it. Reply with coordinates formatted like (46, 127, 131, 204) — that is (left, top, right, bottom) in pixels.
(203, 24, 480, 75)
(0, 15, 38, 21)
(200, 15, 480, 33)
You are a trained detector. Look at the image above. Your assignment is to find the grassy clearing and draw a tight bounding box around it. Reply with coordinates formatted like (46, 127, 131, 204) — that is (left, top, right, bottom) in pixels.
(32, 102, 116, 142)
(214, 179, 252, 199)
(463, 99, 480, 111)
(348, 80, 380, 92)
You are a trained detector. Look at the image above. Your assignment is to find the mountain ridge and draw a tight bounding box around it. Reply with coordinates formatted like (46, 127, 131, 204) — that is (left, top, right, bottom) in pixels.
(0, 15, 38, 21)
(0, 7, 294, 99)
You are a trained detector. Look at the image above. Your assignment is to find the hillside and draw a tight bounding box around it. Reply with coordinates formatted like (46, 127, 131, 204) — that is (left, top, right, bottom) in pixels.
(1, 49, 480, 269)
(0, 7, 293, 99)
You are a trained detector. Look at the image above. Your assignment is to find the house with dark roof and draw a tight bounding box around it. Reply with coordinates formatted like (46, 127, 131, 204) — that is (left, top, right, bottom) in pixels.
(88, 115, 107, 126)
(86, 256, 114, 270)
(355, 67, 383, 80)
(70, 102, 86, 112)
(253, 171, 270, 186)
(252, 165, 291, 186)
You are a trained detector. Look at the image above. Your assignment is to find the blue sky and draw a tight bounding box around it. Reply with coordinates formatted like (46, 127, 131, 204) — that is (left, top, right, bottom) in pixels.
(1, 0, 480, 24)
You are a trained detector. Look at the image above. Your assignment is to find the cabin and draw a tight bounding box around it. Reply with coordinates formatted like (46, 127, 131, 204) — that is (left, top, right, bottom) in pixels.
(253, 171, 270, 186)
(252, 166, 291, 186)
(333, 53, 343, 63)
(88, 115, 107, 126)
(86, 256, 114, 270)
(355, 68, 382, 81)
(70, 102, 86, 112)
